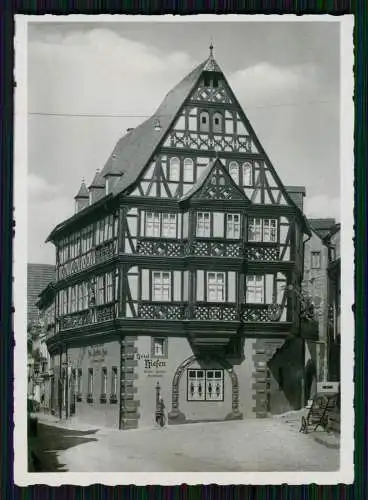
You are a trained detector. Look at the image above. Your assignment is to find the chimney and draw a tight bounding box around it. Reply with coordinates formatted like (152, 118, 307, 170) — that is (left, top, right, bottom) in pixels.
(88, 169, 105, 205)
(285, 186, 306, 212)
(74, 179, 89, 213)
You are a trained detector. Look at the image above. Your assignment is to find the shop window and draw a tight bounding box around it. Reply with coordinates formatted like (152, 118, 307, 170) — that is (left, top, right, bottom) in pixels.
(187, 369, 224, 401)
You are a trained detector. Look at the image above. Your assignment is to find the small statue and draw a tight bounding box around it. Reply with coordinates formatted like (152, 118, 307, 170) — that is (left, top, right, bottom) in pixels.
(155, 397, 166, 427)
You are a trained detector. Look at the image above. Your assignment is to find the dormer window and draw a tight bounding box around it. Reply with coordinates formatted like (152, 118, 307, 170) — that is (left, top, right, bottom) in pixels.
(199, 111, 210, 132)
(212, 112, 223, 133)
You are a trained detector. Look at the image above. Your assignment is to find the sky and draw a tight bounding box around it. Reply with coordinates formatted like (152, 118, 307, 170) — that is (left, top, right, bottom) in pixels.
(27, 18, 341, 265)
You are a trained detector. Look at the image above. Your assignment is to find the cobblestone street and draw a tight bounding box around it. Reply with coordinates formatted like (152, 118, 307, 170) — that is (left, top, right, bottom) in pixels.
(33, 412, 339, 472)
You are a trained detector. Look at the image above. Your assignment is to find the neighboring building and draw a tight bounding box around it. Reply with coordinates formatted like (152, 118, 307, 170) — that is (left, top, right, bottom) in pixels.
(45, 47, 314, 429)
(27, 263, 55, 401)
(35, 282, 57, 412)
(324, 223, 341, 382)
(302, 218, 336, 401)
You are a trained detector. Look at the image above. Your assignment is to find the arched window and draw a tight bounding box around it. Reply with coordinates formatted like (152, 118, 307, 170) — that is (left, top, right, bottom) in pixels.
(212, 112, 223, 133)
(199, 111, 210, 132)
(169, 157, 180, 182)
(242, 162, 253, 186)
(183, 158, 194, 183)
(229, 161, 239, 185)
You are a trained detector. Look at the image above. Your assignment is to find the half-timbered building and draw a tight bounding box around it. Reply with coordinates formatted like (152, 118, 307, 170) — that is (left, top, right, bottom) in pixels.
(46, 47, 313, 429)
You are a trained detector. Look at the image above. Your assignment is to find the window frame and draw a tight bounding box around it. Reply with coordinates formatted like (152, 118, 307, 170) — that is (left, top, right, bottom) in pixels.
(151, 337, 168, 359)
(145, 211, 178, 239)
(196, 211, 211, 238)
(311, 251, 321, 269)
(169, 157, 180, 182)
(229, 161, 239, 185)
(225, 213, 241, 240)
(248, 217, 278, 243)
(242, 161, 253, 186)
(246, 275, 265, 304)
(199, 110, 210, 132)
(151, 271, 172, 302)
(206, 271, 226, 303)
(101, 367, 108, 397)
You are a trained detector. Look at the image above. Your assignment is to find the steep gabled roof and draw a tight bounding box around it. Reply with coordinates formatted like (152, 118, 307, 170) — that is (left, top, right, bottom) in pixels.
(74, 179, 89, 199)
(27, 263, 55, 325)
(100, 61, 207, 195)
(308, 218, 336, 239)
(179, 157, 251, 204)
(89, 169, 105, 189)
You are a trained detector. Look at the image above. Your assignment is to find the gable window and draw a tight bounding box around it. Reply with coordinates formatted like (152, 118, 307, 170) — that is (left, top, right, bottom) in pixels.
(311, 251, 321, 269)
(152, 272, 171, 302)
(229, 161, 239, 185)
(169, 157, 180, 182)
(212, 112, 223, 133)
(145, 212, 177, 238)
(183, 158, 194, 183)
(248, 218, 278, 243)
(187, 369, 224, 401)
(199, 111, 210, 132)
(246, 275, 264, 304)
(196, 212, 211, 237)
(226, 213, 241, 239)
(151, 337, 168, 358)
(207, 272, 225, 302)
(242, 162, 253, 186)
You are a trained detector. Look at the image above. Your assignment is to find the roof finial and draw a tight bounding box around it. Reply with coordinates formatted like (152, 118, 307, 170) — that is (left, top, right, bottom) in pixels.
(82, 177, 85, 184)
(209, 41, 214, 57)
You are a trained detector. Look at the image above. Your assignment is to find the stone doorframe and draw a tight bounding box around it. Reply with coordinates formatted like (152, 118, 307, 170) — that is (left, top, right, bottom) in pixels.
(167, 354, 243, 424)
